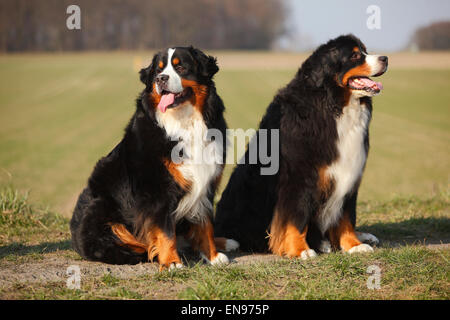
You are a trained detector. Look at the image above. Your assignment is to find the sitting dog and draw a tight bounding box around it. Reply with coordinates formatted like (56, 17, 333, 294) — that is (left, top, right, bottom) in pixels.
(70, 46, 238, 270)
(214, 35, 387, 258)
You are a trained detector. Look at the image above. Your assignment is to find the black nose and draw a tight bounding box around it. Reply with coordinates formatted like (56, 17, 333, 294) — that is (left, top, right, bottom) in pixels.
(378, 56, 388, 63)
(156, 74, 169, 83)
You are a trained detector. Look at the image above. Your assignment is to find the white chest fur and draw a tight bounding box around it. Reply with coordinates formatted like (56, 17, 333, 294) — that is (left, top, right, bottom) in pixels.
(318, 97, 371, 233)
(155, 103, 222, 223)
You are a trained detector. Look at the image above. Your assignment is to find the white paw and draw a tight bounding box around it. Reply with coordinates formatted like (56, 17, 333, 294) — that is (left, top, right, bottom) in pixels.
(168, 263, 184, 271)
(201, 252, 230, 266)
(300, 249, 318, 260)
(357, 232, 379, 245)
(211, 252, 230, 266)
(224, 239, 240, 252)
(347, 243, 374, 254)
(318, 240, 332, 253)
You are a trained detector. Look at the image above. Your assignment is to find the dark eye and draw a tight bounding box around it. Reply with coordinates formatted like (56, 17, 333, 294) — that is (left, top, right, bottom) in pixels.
(351, 51, 361, 60)
(175, 65, 185, 73)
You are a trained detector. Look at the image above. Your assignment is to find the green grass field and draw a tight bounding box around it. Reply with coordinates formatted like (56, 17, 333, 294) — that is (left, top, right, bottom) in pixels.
(0, 51, 449, 300)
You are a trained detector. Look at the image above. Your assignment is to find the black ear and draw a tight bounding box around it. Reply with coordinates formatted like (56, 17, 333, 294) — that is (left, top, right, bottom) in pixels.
(139, 54, 158, 87)
(139, 66, 149, 85)
(189, 46, 219, 79)
(308, 47, 340, 88)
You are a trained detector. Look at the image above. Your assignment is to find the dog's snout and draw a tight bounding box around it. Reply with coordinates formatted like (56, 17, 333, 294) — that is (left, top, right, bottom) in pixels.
(378, 56, 388, 74)
(378, 56, 388, 64)
(157, 74, 169, 83)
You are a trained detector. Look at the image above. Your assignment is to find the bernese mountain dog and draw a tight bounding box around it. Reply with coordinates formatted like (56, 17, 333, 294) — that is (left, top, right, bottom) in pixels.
(214, 35, 388, 259)
(70, 46, 238, 270)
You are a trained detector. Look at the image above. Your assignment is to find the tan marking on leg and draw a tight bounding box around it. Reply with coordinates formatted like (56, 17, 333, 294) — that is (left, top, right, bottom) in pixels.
(328, 212, 362, 251)
(146, 225, 182, 271)
(186, 218, 219, 262)
(268, 210, 311, 258)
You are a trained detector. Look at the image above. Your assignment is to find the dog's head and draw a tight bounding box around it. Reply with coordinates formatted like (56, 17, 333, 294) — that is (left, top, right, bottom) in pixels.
(304, 34, 388, 97)
(140, 46, 219, 113)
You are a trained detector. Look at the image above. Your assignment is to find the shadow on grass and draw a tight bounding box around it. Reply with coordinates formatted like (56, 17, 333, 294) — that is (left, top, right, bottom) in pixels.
(358, 217, 450, 246)
(0, 240, 72, 259)
(0, 217, 448, 262)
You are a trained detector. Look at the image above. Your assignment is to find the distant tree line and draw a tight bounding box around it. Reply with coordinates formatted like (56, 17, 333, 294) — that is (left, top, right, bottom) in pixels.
(411, 21, 450, 50)
(0, 0, 286, 52)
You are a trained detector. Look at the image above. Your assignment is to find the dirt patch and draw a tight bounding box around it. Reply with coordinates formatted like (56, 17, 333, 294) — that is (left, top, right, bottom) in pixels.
(0, 253, 157, 287)
(0, 251, 281, 287)
(1, 241, 448, 289)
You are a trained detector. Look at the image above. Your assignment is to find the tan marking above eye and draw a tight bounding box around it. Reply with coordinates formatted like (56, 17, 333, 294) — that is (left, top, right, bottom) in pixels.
(350, 47, 362, 60)
(158, 60, 164, 69)
(172, 57, 180, 65)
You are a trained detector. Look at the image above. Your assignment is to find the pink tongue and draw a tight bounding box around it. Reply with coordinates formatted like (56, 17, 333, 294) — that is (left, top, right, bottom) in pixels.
(359, 77, 383, 90)
(157, 93, 175, 113)
(375, 81, 383, 90)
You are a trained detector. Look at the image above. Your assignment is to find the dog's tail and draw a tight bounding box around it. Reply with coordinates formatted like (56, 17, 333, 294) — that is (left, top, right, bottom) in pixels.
(214, 237, 240, 252)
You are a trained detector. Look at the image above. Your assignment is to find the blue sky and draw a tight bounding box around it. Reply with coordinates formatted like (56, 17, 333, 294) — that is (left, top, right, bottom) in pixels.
(284, 0, 450, 51)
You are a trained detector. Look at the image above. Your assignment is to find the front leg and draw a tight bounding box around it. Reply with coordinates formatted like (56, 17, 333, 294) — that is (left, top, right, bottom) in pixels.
(268, 187, 318, 260)
(186, 217, 230, 266)
(146, 218, 183, 271)
(269, 208, 317, 259)
(328, 192, 374, 254)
